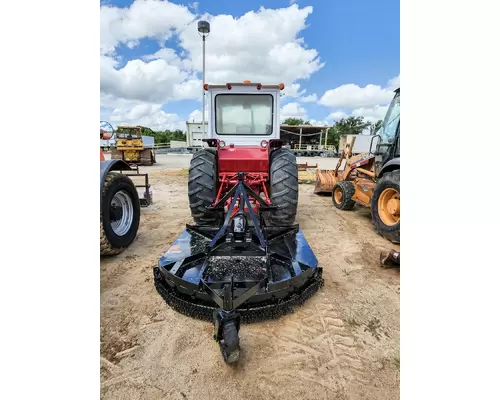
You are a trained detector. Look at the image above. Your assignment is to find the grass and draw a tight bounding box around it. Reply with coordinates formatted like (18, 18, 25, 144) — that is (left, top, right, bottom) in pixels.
(393, 354, 400, 370)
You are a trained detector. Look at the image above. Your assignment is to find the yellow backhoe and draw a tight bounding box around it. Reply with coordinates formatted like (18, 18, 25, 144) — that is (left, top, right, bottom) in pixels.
(314, 88, 400, 243)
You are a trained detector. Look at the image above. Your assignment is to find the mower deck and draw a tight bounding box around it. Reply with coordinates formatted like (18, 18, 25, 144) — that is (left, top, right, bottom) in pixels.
(153, 224, 323, 322)
(153, 172, 323, 363)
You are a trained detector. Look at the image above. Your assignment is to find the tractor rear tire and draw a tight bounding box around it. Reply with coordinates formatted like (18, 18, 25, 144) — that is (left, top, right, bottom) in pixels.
(100, 172, 141, 256)
(371, 170, 400, 244)
(188, 148, 219, 225)
(332, 181, 356, 210)
(269, 148, 299, 226)
(140, 149, 153, 166)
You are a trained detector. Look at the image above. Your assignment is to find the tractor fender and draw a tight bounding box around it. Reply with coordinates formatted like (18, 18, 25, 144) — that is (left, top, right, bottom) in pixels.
(378, 157, 400, 178)
(100, 159, 133, 197)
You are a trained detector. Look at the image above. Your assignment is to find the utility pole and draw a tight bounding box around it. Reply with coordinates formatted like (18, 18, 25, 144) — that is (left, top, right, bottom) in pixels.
(198, 21, 210, 139)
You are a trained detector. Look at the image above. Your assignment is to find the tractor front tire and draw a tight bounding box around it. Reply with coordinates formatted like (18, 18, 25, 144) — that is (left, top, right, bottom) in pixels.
(100, 172, 141, 256)
(371, 170, 400, 244)
(332, 181, 356, 210)
(188, 149, 219, 225)
(269, 148, 299, 226)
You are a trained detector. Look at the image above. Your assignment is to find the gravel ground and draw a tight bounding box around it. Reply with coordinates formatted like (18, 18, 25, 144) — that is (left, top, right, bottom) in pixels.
(100, 156, 400, 400)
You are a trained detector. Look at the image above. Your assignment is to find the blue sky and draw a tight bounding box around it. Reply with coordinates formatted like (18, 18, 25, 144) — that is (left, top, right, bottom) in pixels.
(100, 0, 400, 130)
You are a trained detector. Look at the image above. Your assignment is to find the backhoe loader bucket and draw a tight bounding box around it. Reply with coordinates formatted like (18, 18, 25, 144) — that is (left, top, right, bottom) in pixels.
(314, 169, 338, 194)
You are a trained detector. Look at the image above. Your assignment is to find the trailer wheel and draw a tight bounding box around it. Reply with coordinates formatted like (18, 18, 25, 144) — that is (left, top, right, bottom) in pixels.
(332, 181, 356, 210)
(371, 170, 400, 243)
(188, 148, 219, 225)
(100, 172, 141, 256)
(269, 148, 298, 225)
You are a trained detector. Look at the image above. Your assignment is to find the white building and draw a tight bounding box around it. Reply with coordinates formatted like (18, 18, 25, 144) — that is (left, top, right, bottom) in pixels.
(186, 121, 208, 148)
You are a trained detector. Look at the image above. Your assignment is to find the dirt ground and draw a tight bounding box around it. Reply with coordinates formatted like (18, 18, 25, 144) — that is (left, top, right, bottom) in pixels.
(100, 165, 400, 400)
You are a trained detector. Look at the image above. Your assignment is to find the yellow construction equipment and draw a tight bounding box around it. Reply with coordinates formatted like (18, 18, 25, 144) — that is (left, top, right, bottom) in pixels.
(111, 126, 156, 166)
(314, 88, 400, 243)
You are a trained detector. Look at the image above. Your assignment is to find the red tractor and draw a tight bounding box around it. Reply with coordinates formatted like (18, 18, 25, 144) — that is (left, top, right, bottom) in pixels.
(188, 81, 298, 227)
(153, 82, 323, 364)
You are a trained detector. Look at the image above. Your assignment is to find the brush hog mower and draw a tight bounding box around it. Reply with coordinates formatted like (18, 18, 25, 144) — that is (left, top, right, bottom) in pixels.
(153, 81, 323, 364)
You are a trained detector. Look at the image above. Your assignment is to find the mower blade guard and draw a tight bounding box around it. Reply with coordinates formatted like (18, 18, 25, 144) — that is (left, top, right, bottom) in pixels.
(154, 225, 323, 323)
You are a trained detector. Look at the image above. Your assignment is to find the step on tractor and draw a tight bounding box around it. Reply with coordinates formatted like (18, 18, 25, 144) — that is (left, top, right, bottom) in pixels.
(111, 125, 156, 166)
(153, 81, 324, 364)
(100, 121, 153, 256)
(314, 88, 400, 243)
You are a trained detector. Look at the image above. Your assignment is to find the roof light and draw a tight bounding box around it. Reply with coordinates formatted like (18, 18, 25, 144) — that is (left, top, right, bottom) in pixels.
(203, 83, 208, 90)
(260, 140, 268, 148)
(219, 141, 226, 148)
(226, 84, 232, 90)
(243, 80, 251, 83)
(279, 83, 285, 90)
(257, 83, 262, 90)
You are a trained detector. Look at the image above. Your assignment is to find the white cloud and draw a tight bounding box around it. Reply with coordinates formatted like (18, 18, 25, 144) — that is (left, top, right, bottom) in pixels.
(100, 0, 195, 54)
(188, 2, 199, 14)
(319, 75, 398, 124)
(299, 93, 318, 102)
(319, 83, 395, 108)
(188, 109, 208, 122)
(328, 111, 348, 121)
(280, 102, 308, 121)
(107, 103, 185, 131)
(100, 54, 199, 103)
(177, 5, 323, 90)
(351, 105, 389, 123)
(100, 2, 324, 121)
(318, 74, 399, 109)
(282, 83, 306, 99)
(387, 74, 400, 90)
(308, 119, 329, 127)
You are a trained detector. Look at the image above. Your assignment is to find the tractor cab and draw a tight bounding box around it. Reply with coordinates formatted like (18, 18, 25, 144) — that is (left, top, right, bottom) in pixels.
(372, 88, 400, 175)
(204, 81, 284, 146)
(117, 126, 142, 140)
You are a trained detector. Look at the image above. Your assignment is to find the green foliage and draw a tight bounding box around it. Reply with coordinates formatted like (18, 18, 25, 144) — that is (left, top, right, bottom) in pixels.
(282, 118, 311, 126)
(326, 116, 371, 152)
(369, 119, 383, 135)
(136, 126, 187, 145)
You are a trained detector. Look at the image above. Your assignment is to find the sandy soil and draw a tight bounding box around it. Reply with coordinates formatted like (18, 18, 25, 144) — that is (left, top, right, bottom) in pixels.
(100, 164, 400, 400)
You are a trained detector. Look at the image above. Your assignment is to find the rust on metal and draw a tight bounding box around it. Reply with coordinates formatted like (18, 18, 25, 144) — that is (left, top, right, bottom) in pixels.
(314, 169, 338, 194)
(297, 162, 318, 171)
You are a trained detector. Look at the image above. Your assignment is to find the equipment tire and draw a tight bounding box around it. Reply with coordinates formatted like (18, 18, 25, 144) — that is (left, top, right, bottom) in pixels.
(100, 172, 141, 256)
(219, 321, 240, 364)
(269, 148, 298, 225)
(188, 148, 218, 225)
(140, 149, 153, 165)
(332, 181, 356, 210)
(371, 170, 400, 243)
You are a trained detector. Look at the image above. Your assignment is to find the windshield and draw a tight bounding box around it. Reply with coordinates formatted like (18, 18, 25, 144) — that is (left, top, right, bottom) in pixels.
(117, 127, 140, 138)
(215, 94, 273, 135)
(379, 91, 400, 144)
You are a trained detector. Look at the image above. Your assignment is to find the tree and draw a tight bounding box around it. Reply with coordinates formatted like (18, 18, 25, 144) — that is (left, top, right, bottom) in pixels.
(369, 119, 383, 135)
(326, 116, 370, 152)
(282, 118, 311, 126)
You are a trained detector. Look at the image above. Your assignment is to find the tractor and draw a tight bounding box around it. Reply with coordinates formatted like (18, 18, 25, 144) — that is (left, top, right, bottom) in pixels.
(314, 88, 400, 243)
(100, 121, 152, 256)
(111, 125, 156, 166)
(153, 81, 323, 364)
